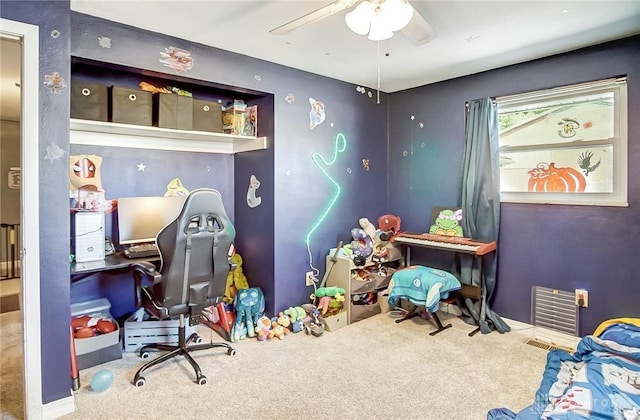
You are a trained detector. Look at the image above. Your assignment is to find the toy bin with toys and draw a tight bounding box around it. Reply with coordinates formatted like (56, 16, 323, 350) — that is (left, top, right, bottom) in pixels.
(70, 298, 122, 369)
(321, 310, 347, 332)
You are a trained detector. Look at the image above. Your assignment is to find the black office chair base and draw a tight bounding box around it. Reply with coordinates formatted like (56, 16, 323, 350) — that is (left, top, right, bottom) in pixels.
(133, 316, 236, 386)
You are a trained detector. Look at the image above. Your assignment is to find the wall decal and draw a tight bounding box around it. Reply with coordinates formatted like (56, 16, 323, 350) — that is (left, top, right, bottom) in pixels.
(159, 46, 194, 73)
(43, 72, 66, 94)
(356, 86, 365, 94)
(418, 122, 424, 128)
(246, 174, 262, 208)
(44, 143, 65, 162)
(165, 178, 189, 196)
(254, 75, 261, 81)
(98, 36, 111, 48)
(367, 91, 372, 98)
(136, 162, 146, 171)
(50, 30, 60, 39)
(309, 97, 326, 129)
(285, 93, 295, 104)
(362, 159, 370, 171)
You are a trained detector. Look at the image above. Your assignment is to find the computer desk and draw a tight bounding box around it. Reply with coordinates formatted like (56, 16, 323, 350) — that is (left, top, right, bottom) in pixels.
(71, 252, 160, 284)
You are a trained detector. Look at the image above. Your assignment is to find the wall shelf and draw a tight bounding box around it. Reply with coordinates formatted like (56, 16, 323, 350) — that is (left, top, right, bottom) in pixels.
(70, 119, 268, 154)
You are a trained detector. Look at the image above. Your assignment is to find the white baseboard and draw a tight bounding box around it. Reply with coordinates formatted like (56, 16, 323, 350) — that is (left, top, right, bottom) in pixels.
(438, 302, 581, 350)
(42, 395, 75, 419)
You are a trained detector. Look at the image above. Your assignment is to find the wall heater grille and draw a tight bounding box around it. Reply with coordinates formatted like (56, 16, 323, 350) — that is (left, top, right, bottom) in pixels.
(531, 286, 578, 336)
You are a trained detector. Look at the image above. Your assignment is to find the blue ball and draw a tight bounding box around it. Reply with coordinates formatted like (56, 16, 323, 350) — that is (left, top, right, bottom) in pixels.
(90, 369, 114, 392)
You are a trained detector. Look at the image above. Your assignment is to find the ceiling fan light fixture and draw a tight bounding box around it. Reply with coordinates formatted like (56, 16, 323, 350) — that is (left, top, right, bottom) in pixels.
(380, 0, 414, 32)
(345, 1, 375, 35)
(367, 12, 394, 41)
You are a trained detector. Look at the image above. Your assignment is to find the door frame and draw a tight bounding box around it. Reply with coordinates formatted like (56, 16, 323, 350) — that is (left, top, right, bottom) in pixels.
(0, 18, 42, 418)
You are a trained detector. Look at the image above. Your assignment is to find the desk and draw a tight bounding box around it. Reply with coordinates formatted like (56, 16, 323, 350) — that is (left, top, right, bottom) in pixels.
(392, 232, 497, 336)
(71, 252, 159, 283)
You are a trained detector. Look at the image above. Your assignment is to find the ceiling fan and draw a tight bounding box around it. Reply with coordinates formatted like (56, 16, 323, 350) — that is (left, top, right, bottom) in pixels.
(269, 0, 436, 45)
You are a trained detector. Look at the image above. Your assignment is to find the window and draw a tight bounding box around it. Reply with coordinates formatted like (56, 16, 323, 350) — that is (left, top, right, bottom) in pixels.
(497, 77, 627, 206)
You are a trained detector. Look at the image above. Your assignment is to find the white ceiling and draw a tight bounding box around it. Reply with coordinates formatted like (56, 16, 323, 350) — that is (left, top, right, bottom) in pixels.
(2, 1, 639, 122)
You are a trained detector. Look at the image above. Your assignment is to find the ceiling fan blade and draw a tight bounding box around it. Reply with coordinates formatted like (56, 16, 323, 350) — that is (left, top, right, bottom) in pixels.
(401, 6, 436, 45)
(269, 0, 359, 35)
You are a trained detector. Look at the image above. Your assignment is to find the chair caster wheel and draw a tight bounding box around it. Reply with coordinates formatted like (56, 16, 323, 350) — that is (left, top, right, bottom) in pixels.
(140, 351, 151, 359)
(193, 335, 203, 344)
(134, 377, 146, 387)
(227, 348, 236, 356)
(197, 375, 207, 385)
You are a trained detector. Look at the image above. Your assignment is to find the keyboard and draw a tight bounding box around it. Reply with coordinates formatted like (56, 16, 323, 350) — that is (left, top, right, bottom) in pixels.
(392, 232, 497, 256)
(124, 243, 160, 259)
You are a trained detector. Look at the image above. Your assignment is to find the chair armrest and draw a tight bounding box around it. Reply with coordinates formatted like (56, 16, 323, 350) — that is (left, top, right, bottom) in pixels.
(132, 261, 162, 308)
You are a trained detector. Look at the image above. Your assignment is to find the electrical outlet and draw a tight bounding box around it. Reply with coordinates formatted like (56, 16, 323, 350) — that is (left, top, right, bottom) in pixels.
(575, 289, 589, 308)
(305, 271, 315, 286)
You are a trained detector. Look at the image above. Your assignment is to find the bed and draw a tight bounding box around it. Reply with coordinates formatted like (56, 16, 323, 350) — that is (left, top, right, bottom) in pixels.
(488, 318, 640, 419)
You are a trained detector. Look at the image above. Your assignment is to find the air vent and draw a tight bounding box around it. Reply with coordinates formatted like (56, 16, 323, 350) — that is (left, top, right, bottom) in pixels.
(524, 338, 573, 353)
(531, 286, 578, 336)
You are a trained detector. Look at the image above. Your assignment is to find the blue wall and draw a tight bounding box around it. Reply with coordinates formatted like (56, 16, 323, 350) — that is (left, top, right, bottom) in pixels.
(69, 12, 390, 317)
(389, 36, 640, 335)
(2, 0, 73, 405)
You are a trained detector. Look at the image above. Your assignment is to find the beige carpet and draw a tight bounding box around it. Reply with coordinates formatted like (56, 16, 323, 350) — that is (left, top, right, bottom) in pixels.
(2, 310, 550, 420)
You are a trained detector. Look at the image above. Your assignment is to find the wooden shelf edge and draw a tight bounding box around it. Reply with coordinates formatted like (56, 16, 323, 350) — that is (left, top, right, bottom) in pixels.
(70, 119, 268, 154)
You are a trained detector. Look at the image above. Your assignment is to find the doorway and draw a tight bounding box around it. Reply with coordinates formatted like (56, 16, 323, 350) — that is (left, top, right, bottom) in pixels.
(0, 18, 42, 419)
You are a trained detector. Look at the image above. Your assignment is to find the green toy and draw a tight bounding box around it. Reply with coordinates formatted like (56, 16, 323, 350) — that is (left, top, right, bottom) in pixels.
(429, 208, 463, 237)
(315, 287, 345, 298)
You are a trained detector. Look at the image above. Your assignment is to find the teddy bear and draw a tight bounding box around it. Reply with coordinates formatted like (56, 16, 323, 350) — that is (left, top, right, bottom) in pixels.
(269, 311, 290, 339)
(254, 315, 272, 341)
(270, 321, 288, 340)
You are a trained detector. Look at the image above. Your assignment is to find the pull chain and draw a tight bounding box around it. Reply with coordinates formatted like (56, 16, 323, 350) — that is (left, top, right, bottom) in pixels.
(377, 41, 381, 104)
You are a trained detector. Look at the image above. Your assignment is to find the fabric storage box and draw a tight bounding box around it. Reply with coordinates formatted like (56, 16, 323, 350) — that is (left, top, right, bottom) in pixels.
(70, 80, 109, 122)
(321, 310, 347, 332)
(153, 92, 193, 130)
(110, 86, 152, 126)
(350, 272, 376, 294)
(192, 99, 222, 133)
(372, 267, 397, 290)
(71, 298, 120, 356)
(350, 302, 381, 323)
(124, 307, 197, 352)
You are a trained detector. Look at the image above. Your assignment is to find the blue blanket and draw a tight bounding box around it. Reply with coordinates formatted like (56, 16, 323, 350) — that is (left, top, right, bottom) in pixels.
(488, 322, 640, 419)
(387, 266, 461, 313)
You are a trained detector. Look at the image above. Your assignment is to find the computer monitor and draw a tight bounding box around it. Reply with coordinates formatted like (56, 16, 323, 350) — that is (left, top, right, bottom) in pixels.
(116, 196, 186, 245)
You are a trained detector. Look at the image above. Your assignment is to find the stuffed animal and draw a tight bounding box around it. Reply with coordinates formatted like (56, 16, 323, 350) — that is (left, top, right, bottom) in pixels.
(254, 316, 272, 341)
(350, 227, 373, 258)
(231, 287, 265, 342)
(270, 311, 291, 338)
(284, 306, 306, 333)
(224, 253, 250, 303)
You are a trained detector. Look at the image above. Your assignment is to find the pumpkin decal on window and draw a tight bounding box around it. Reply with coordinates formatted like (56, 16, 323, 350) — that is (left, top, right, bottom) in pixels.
(527, 162, 586, 192)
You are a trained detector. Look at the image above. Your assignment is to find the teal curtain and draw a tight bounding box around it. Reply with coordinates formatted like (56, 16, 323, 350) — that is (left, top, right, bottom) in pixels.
(458, 97, 510, 334)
